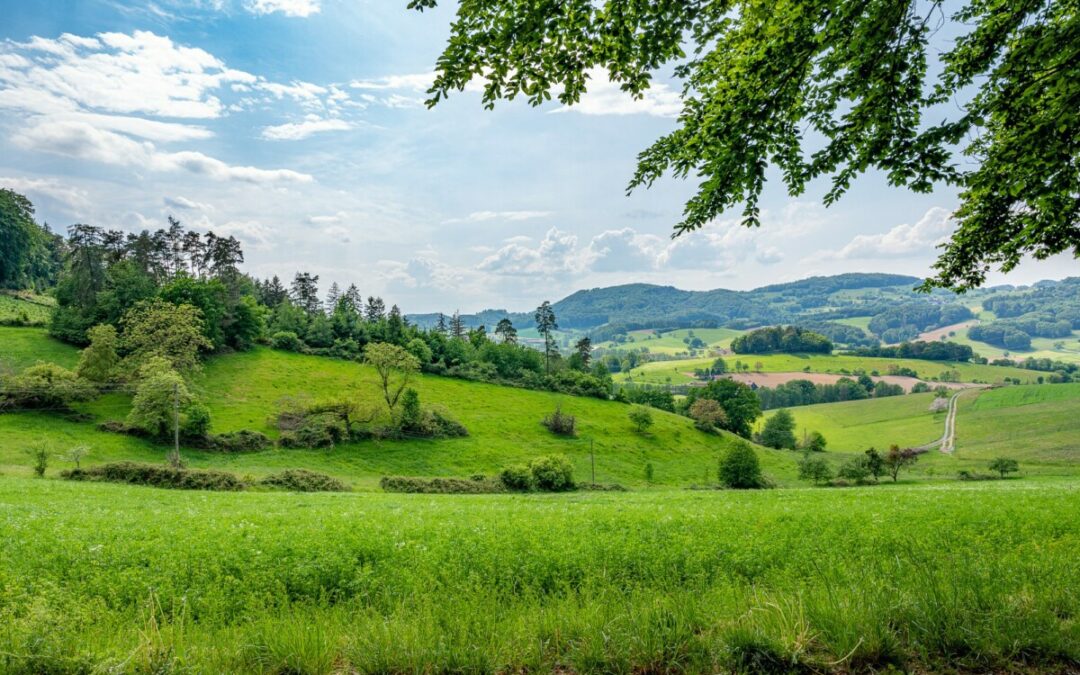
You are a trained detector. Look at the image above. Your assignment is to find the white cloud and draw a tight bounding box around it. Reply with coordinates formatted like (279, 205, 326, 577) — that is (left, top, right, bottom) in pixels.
(551, 71, 683, 118)
(2, 30, 255, 119)
(824, 207, 954, 259)
(0, 176, 91, 212)
(585, 228, 664, 272)
(350, 73, 435, 91)
(163, 195, 213, 212)
(213, 219, 274, 248)
(262, 116, 351, 141)
(478, 227, 585, 276)
(244, 0, 321, 17)
(14, 119, 313, 184)
(443, 210, 551, 224)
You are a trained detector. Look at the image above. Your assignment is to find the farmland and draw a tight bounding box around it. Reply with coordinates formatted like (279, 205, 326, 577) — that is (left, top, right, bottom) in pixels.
(617, 352, 1040, 386)
(596, 327, 744, 355)
(2, 477, 1078, 673)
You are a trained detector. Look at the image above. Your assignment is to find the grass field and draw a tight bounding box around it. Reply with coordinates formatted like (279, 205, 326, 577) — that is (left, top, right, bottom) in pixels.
(597, 328, 744, 355)
(952, 328, 1080, 365)
(0, 342, 799, 487)
(833, 316, 873, 331)
(618, 352, 1040, 385)
(1, 476, 1078, 673)
(0, 292, 53, 327)
(0, 326, 79, 372)
(954, 383, 1080, 464)
(757, 392, 947, 452)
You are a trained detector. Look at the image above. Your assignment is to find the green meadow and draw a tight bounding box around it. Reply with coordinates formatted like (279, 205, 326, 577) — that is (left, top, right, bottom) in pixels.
(597, 327, 744, 355)
(1, 477, 1078, 673)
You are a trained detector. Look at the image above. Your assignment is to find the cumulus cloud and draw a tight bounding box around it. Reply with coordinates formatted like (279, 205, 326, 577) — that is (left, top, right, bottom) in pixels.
(478, 227, 585, 276)
(163, 195, 213, 212)
(261, 116, 351, 140)
(0, 175, 91, 212)
(244, 0, 320, 17)
(824, 207, 954, 259)
(585, 228, 664, 272)
(551, 70, 683, 118)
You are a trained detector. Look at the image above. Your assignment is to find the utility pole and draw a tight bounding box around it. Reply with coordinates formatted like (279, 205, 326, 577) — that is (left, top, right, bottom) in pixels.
(171, 381, 181, 468)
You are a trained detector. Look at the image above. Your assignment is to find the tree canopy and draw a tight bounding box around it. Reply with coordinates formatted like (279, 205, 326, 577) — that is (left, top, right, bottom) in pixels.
(411, 0, 1080, 290)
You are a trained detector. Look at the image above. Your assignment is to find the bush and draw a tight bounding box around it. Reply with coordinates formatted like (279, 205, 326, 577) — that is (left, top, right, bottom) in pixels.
(797, 453, 832, 485)
(278, 412, 348, 449)
(380, 476, 504, 494)
(541, 405, 577, 436)
(260, 469, 349, 492)
(836, 455, 872, 483)
(529, 454, 576, 491)
(206, 430, 272, 453)
(499, 464, 534, 491)
(628, 405, 654, 433)
(718, 442, 765, 489)
(271, 331, 303, 352)
(0, 363, 95, 411)
(62, 462, 244, 491)
(24, 444, 50, 477)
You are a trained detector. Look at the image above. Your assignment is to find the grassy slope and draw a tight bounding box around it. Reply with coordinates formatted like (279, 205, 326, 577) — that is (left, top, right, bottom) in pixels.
(0, 337, 800, 487)
(0, 326, 79, 372)
(954, 383, 1080, 464)
(757, 393, 946, 452)
(619, 352, 1039, 385)
(0, 292, 53, 326)
(953, 328, 1080, 365)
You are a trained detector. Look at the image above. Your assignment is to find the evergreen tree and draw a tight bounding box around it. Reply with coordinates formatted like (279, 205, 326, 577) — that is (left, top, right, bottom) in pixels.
(325, 282, 341, 312)
(435, 312, 448, 334)
(534, 301, 558, 374)
(494, 318, 517, 344)
(365, 296, 386, 322)
(449, 310, 466, 339)
(574, 337, 592, 369)
(290, 272, 321, 314)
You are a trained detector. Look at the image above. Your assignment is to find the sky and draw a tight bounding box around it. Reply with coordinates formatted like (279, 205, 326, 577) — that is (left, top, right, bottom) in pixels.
(0, 0, 1074, 313)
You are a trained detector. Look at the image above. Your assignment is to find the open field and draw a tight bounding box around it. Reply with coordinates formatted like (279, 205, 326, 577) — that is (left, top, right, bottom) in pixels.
(954, 383, 1080, 464)
(833, 316, 872, 330)
(757, 392, 949, 452)
(597, 327, 744, 355)
(1, 476, 1078, 673)
(953, 328, 1080, 365)
(618, 352, 1041, 385)
(726, 371, 970, 392)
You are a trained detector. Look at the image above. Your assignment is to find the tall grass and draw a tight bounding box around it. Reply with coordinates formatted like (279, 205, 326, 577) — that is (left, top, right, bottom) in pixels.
(1, 477, 1077, 672)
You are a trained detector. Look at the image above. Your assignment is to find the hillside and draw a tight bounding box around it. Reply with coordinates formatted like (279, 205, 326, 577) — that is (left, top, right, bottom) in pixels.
(0, 333, 798, 487)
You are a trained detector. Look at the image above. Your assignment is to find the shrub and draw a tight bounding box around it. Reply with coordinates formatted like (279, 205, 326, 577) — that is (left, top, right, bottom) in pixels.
(260, 469, 349, 492)
(76, 324, 120, 383)
(278, 412, 348, 449)
(689, 398, 726, 432)
(529, 454, 576, 492)
(0, 363, 95, 411)
(499, 464, 534, 491)
(797, 453, 832, 485)
(380, 476, 504, 494)
(271, 331, 303, 352)
(206, 430, 272, 453)
(802, 430, 827, 452)
(126, 360, 206, 439)
(718, 442, 765, 489)
(541, 405, 577, 436)
(836, 455, 872, 483)
(628, 405, 654, 433)
(62, 462, 244, 491)
(24, 444, 50, 477)
(397, 389, 469, 439)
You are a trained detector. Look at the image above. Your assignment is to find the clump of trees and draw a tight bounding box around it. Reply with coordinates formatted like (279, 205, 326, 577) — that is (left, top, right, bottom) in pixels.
(731, 326, 832, 355)
(681, 379, 761, 438)
(755, 376, 901, 411)
(868, 304, 973, 343)
(851, 341, 973, 362)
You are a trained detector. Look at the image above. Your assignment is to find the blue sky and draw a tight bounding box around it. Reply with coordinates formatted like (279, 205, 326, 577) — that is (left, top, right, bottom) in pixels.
(1, 0, 1073, 313)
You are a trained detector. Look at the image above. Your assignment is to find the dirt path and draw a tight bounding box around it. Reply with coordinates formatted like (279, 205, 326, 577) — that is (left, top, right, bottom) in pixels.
(918, 389, 976, 454)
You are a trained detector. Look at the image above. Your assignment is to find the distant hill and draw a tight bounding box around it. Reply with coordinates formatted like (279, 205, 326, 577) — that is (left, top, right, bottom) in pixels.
(410, 273, 928, 331)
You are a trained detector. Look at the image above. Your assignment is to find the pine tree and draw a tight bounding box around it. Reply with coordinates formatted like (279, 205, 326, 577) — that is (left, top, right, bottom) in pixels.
(574, 336, 592, 369)
(290, 272, 321, 314)
(534, 301, 558, 374)
(365, 296, 386, 322)
(494, 318, 517, 344)
(325, 282, 341, 313)
(435, 313, 448, 334)
(449, 310, 466, 339)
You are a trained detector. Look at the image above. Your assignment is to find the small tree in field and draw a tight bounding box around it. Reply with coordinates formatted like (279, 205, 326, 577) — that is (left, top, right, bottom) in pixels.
(689, 398, 726, 432)
(884, 445, 919, 483)
(24, 444, 50, 477)
(76, 324, 120, 383)
(760, 409, 797, 449)
(989, 458, 1019, 479)
(364, 342, 420, 413)
(718, 442, 764, 489)
(628, 405, 654, 433)
(64, 444, 91, 469)
(864, 447, 886, 482)
(803, 431, 827, 453)
(797, 453, 832, 485)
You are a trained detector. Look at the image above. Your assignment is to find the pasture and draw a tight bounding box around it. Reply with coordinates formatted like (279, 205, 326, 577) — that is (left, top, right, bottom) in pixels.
(597, 327, 744, 355)
(1, 476, 1078, 673)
